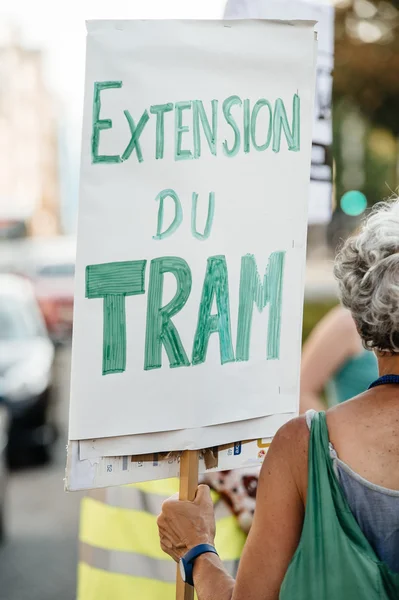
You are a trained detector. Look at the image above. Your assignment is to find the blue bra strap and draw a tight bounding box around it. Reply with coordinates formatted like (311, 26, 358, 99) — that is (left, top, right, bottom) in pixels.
(368, 374, 399, 389)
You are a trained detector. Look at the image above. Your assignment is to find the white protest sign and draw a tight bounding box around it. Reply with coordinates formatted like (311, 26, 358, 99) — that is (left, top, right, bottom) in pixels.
(67, 435, 272, 490)
(68, 19, 316, 455)
(225, 0, 334, 225)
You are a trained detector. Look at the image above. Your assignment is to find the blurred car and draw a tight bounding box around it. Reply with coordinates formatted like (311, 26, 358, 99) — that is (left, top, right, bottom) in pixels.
(34, 260, 75, 344)
(0, 275, 56, 468)
(14, 237, 76, 344)
(0, 404, 8, 542)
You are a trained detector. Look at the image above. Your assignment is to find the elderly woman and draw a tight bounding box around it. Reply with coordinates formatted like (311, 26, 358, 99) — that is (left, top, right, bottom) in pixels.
(157, 200, 399, 599)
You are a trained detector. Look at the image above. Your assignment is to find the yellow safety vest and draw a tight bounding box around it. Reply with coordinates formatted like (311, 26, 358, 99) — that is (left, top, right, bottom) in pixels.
(78, 478, 246, 600)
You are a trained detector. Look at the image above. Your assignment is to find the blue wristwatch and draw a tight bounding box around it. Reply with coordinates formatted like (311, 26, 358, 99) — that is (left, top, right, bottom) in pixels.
(179, 543, 218, 586)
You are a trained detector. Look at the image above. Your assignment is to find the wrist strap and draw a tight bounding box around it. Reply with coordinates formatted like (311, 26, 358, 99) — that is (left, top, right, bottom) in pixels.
(183, 543, 218, 586)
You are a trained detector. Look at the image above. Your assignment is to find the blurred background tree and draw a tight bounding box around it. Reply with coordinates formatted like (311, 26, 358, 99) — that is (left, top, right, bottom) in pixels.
(328, 0, 399, 249)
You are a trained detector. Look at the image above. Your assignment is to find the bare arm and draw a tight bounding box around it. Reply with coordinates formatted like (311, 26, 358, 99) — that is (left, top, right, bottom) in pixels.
(194, 553, 235, 600)
(300, 307, 359, 413)
(158, 418, 309, 600)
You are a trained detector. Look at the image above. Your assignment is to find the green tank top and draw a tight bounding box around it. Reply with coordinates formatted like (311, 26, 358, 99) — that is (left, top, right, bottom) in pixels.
(326, 350, 378, 406)
(280, 412, 399, 600)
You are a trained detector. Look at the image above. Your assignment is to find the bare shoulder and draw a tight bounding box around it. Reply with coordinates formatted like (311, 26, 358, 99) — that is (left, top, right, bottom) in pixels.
(326, 394, 371, 428)
(259, 415, 309, 502)
(325, 306, 355, 332)
(325, 394, 386, 454)
(303, 306, 358, 356)
(271, 415, 309, 450)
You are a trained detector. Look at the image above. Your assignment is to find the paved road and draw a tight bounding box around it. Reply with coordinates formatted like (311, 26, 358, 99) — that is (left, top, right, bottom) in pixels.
(0, 346, 83, 600)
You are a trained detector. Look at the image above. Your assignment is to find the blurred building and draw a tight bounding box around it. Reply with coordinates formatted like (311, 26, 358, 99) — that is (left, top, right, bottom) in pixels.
(0, 27, 60, 239)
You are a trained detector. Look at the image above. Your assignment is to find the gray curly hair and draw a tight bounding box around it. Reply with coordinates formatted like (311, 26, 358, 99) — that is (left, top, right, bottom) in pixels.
(334, 199, 399, 353)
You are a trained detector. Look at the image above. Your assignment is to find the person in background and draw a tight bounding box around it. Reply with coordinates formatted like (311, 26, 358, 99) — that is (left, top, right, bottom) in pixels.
(157, 199, 399, 599)
(77, 478, 246, 600)
(300, 305, 378, 412)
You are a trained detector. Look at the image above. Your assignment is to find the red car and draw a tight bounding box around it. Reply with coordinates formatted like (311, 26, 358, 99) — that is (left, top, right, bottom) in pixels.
(19, 237, 76, 344)
(35, 262, 75, 342)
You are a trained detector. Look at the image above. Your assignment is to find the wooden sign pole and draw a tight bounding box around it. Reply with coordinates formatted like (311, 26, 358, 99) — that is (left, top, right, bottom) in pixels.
(176, 450, 200, 600)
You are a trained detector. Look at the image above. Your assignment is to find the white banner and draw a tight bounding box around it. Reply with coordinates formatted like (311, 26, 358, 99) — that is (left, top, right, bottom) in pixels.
(225, 0, 334, 224)
(66, 437, 271, 490)
(68, 19, 316, 461)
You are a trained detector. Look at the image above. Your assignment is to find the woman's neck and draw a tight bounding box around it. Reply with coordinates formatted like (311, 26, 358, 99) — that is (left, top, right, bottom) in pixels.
(377, 352, 399, 376)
